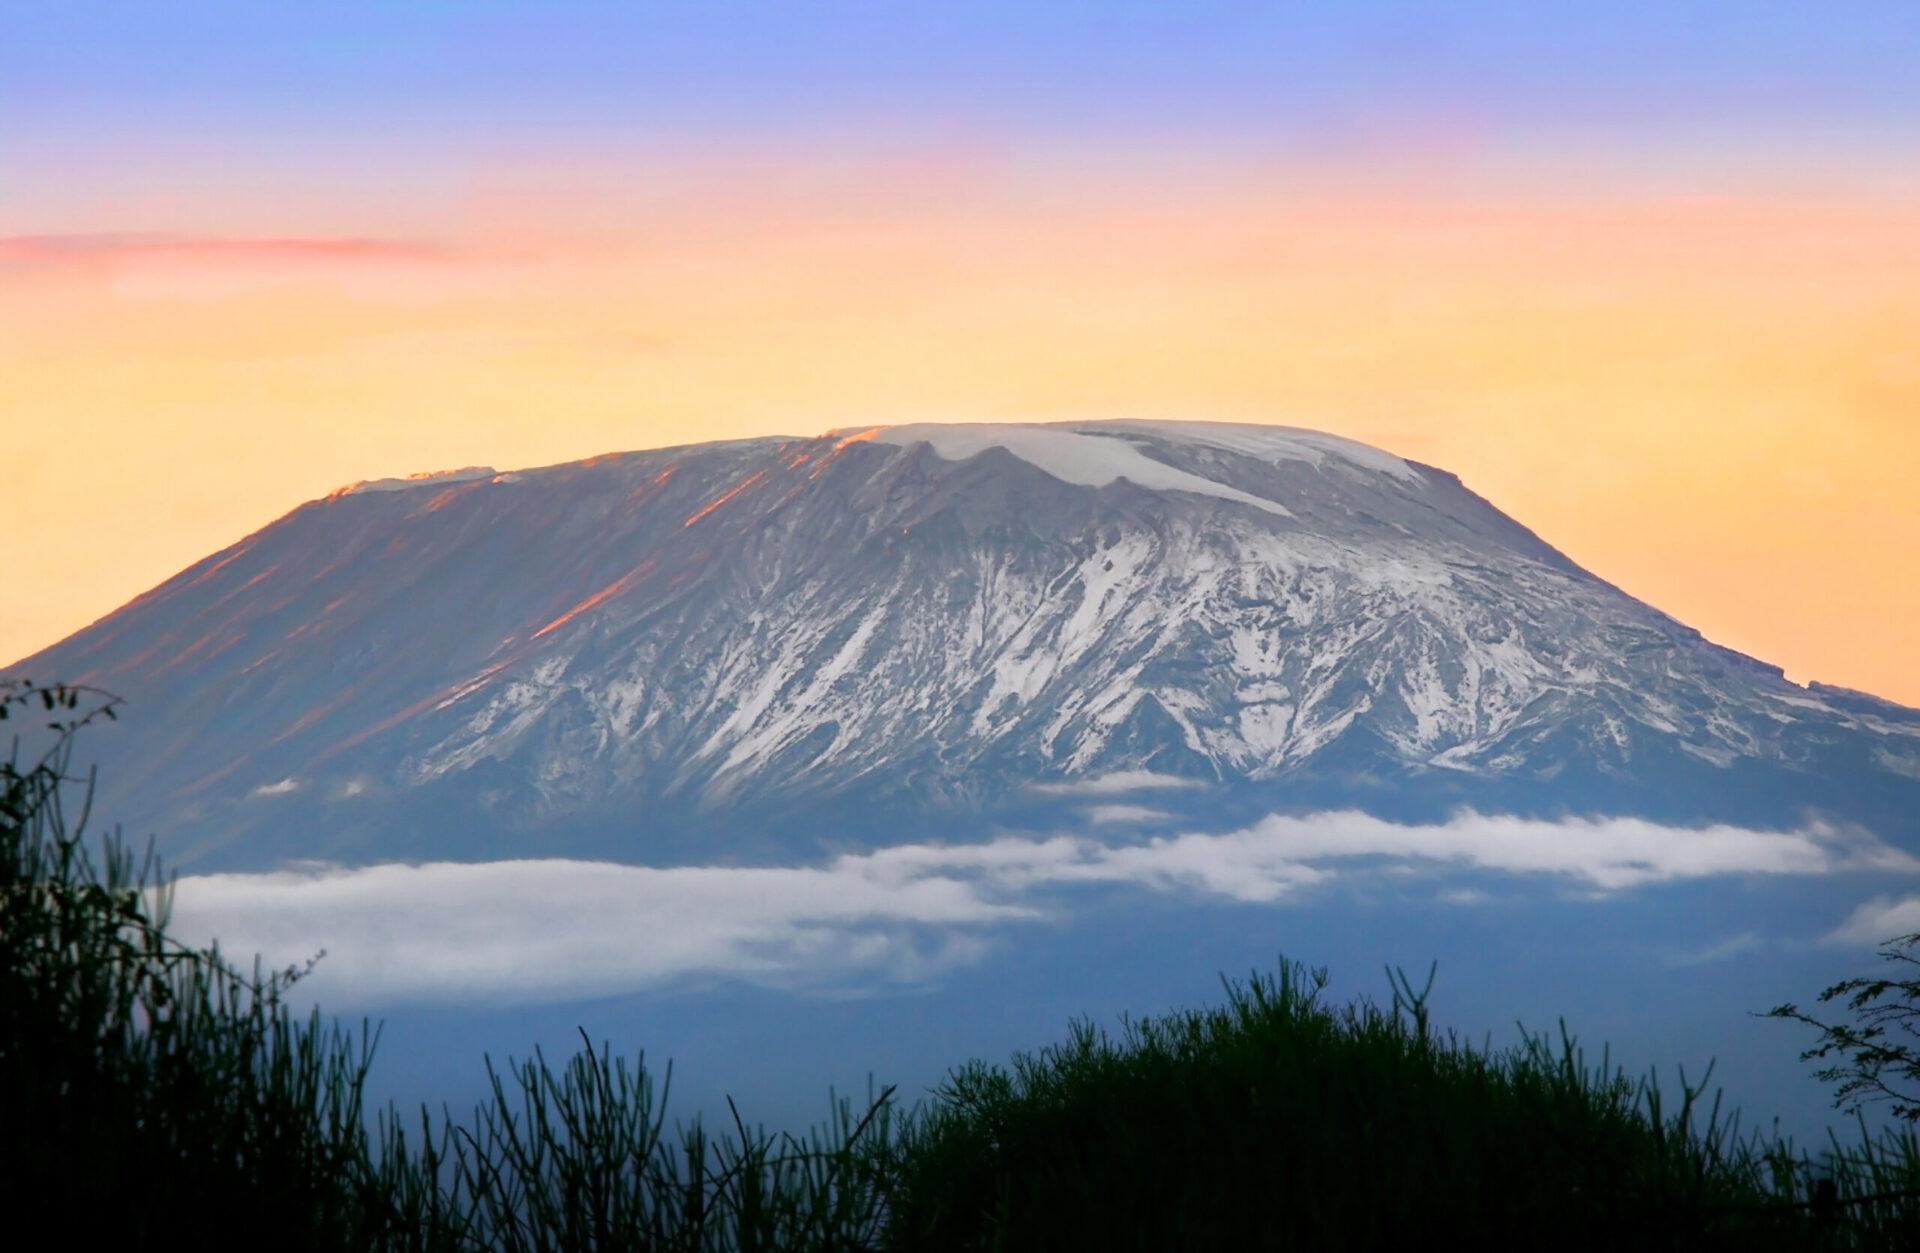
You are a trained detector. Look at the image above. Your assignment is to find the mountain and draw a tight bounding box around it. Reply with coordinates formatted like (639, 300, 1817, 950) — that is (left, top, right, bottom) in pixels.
(14, 420, 1920, 870)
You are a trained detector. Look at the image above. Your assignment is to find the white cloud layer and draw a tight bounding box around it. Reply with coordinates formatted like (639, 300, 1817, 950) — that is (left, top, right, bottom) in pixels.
(165, 810, 1917, 1006)
(1085, 804, 1176, 825)
(1026, 770, 1205, 796)
(168, 857, 1033, 1006)
(1826, 895, 1920, 947)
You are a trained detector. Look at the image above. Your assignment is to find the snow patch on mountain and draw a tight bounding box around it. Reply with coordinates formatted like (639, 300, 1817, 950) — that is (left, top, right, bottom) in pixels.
(1094, 420, 1424, 482)
(870, 423, 1293, 516)
(339, 466, 497, 495)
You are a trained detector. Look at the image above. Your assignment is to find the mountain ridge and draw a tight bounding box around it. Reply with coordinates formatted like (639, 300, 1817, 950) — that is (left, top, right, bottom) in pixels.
(13, 420, 1919, 869)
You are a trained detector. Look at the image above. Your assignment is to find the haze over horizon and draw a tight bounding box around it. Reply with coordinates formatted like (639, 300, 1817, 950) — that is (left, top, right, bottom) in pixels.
(7, 1, 1920, 707)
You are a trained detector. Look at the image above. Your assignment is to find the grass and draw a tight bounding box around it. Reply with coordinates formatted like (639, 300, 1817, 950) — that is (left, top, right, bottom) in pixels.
(883, 962, 1920, 1250)
(1, 685, 378, 1249)
(4, 678, 1919, 1250)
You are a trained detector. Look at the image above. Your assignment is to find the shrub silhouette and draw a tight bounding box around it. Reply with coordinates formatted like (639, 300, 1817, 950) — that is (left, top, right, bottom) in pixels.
(882, 962, 1920, 1250)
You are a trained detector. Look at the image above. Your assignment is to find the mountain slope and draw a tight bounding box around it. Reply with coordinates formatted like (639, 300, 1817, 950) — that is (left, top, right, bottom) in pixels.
(15, 421, 1920, 869)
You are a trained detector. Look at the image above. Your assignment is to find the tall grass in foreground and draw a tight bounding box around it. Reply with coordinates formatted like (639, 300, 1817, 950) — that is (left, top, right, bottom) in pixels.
(363, 1046, 899, 1251)
(0, 682, 896, 1252)
(4, 678, 1919, 1249)
(0, 683, 378, 1250)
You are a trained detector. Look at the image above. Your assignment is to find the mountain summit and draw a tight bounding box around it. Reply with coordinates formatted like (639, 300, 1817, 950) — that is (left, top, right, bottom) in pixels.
(18, 421, 1920, 869)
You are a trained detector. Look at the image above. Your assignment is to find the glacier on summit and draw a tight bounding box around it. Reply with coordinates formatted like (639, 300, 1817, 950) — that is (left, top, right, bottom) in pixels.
(14, 419, 1920, 870)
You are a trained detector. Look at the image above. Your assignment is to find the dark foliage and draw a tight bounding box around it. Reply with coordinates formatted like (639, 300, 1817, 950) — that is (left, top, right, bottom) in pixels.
(0, 680, 895, 1251)
(883, 961, 1920, 1251)
(1766, 933, 1920, 1123)
(0, 679, 378, 1249)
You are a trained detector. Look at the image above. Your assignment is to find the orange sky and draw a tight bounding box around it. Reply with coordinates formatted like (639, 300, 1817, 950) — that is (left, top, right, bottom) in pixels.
(6, 168, 1919, 705)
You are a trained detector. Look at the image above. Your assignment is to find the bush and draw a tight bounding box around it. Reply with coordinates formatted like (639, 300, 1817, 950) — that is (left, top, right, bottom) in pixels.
(881, 961, 1918, 1251)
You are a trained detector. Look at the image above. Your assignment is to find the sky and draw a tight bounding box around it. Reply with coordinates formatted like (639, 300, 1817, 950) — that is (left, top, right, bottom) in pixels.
(6, 2, 1920, 704)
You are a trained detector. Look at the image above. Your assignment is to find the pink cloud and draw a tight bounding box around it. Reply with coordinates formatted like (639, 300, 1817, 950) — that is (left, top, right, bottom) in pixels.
(0, 232, 447, 268)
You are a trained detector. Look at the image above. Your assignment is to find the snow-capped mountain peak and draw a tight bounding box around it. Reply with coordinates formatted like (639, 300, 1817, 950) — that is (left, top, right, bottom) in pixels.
(16, 420, 1919, 869)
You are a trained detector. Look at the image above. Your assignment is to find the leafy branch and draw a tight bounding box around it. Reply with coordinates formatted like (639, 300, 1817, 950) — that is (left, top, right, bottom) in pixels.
(1764, 933, 1920, 1122)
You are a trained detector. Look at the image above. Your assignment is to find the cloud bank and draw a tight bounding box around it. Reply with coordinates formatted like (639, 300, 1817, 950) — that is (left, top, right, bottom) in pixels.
(1826, 895, 1920, 948)
(165, 811, 1916, 1006)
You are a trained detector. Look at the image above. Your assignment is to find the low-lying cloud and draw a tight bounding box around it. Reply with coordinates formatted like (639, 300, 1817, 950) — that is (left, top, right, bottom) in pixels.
(1825, 895, 1920, 948)
(166, 810, 1916, 1006)
(1026, 770, 1206, 797)
(1085, 803, 1176, 825)
(169, 858, 1033, 1006)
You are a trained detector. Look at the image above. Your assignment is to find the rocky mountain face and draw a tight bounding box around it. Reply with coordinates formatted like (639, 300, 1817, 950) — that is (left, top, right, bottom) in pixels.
(15, 421, 1920, 869)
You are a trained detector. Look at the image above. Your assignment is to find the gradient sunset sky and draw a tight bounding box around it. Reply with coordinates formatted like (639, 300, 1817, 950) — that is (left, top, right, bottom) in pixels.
(6, 2, 1919, 704)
